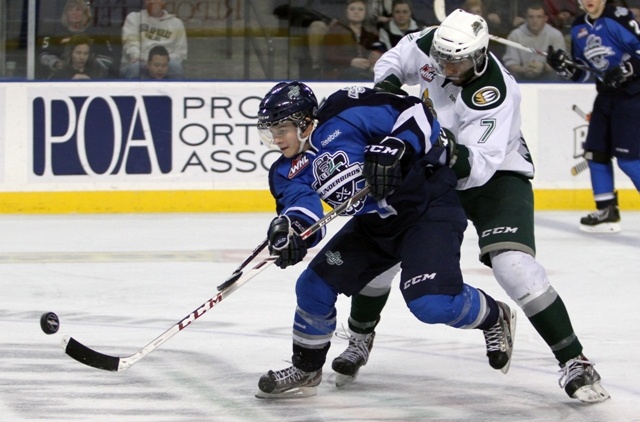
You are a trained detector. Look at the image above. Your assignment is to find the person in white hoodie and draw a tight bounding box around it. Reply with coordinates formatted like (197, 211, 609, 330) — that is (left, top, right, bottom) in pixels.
(378, 0, 425, 51)
(120, 0, 187, 79)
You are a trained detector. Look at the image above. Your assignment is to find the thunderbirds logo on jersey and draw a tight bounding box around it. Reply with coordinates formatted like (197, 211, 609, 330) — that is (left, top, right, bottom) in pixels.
(288, 154, 310, 179)
(312, 151, 364, 213)
(582, 34, 614, 71)
(472, 87, 500, 107)
(420, 64, 437, 82)
(32, 95, 172, 176)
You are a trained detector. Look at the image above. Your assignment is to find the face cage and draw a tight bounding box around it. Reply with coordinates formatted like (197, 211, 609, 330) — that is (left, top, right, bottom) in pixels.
(257, 114, 310, 151)
(431, 48, 484, 81)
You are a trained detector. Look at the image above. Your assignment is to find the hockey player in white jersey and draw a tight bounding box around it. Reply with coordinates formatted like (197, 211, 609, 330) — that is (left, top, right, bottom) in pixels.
(332, 9, 610, 403)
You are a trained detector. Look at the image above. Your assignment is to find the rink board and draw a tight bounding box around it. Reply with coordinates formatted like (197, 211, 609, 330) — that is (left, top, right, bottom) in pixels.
(0, 81, 636, 212)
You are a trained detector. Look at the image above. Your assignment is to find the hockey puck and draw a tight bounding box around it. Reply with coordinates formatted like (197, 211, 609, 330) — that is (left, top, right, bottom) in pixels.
(40, 312, 60, 335)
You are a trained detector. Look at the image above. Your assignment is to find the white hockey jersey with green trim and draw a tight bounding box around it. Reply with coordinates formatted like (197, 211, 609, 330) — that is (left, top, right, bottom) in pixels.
(374, 27, 535, 190)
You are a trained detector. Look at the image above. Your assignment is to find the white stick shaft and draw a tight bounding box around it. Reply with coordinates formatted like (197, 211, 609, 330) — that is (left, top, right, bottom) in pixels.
(488, 34, 603, 76)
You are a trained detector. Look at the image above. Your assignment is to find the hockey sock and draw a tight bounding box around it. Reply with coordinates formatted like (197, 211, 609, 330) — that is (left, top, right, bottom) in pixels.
(292, 343, 330, 372)
(588, 160, 615, 203)
(475, 289, 500, 331)
(527, 296, 583, 365)
(348, 291, 390, 334)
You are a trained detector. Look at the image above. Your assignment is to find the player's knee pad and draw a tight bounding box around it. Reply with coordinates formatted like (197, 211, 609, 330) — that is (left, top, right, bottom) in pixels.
(407, 285, 483, 328)
(360, 264, 398, 297)
(490, 250, 551, 308)
(583, 149, 611, 164)
(295, 268, 338, 316)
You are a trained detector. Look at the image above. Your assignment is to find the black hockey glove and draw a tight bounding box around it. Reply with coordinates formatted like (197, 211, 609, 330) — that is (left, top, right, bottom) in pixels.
(546, 46, 575, 78)
(436, 127, 458, 167)
(363, 136, 407, 200)
(603, 62, 634, 89)
(373, 80, 409, 96)
(268, 216, 308, 269)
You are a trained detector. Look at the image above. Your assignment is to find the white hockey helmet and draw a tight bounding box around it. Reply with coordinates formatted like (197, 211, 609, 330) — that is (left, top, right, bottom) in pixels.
(430, 9, 489, 82)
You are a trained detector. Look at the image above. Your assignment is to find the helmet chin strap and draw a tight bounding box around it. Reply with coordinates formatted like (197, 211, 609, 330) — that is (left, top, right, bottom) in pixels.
(296, 119, 318, 154)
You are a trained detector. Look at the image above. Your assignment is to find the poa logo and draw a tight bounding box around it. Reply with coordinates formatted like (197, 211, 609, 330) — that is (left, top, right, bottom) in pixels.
(32, 95, 172, 176)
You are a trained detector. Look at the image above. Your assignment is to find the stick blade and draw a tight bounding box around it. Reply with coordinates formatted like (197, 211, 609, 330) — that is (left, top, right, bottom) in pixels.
(217, 271, 242, 291)
(62, 336, 121, 371)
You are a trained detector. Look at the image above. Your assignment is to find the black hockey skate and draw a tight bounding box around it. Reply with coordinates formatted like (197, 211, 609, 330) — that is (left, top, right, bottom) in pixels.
(580, 205, 621, 233)
(256, 365, 322, 399)
(483, 301, 516, 374)
(559, 354, 610, 403)
(332, 331, 376, 387)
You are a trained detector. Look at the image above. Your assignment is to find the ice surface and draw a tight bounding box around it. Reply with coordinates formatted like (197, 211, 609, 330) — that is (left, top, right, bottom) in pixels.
(0, 212, 638, 421)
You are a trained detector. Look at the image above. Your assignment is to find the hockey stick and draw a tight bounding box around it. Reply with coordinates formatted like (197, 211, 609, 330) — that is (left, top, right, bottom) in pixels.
(571, 104, 590, 176)
(61, 185, 371, 372)
(216, 238, 268, 291)
(488, 35, 604, 76)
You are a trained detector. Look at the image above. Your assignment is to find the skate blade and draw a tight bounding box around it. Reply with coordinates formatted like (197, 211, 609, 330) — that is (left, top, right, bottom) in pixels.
(572, 382, 611, 403)
(579, 223, 621, 234)
(500, 307, 517, 375)
(335, 371, 359, 388)
(255, 386, 318, 399)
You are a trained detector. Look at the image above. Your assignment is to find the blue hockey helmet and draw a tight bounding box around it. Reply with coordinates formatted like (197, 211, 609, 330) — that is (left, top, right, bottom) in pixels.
(258, 81, 318, 132)
(257, 81, 318, 151)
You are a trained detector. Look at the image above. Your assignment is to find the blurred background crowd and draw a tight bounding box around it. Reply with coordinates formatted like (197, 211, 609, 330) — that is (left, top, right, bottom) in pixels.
(1, 0, 638, 82)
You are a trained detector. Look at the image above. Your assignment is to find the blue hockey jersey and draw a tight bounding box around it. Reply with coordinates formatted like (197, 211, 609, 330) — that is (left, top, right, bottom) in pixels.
(267, 85, 442, 248)
(570, 5, 640, 93)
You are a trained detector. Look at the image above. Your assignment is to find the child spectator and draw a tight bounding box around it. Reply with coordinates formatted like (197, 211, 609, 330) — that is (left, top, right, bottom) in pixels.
(120, 0, 187, 79)
(141, 45, 182, 80)
(49, 34, 106, 80)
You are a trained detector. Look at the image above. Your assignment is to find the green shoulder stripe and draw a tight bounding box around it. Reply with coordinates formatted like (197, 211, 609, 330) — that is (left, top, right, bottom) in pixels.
(460, 57, 508, 111)
(415, 27, 436, 56)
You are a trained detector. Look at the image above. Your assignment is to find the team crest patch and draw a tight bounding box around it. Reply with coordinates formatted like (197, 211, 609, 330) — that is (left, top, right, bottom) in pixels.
(325, 251, 343, 265)
(420, 64, 437, 82)
(471, 21, 483, 36)
(472, 87, 500, 107)
(288, 85, 301, 99)
(288, 155, 309, 179)
(576, 27, 589, 40)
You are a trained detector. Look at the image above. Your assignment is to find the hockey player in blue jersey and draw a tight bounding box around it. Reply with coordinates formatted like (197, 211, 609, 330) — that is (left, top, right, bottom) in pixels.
(547, 0, 640, 232)
(254, 81, 516, 398)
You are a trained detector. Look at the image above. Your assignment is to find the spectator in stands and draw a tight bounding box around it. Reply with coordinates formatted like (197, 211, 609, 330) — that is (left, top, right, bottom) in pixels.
(502, 3, 566, 81)
(462, 0, 518, 38)
(544, 0, 579, 45)
(120, 0, 187, 79)
(544, 0, 579, 29)
(379, 0, 425, 50)
(49, 34, 107, 80)
(38, 0, 116, 79)
(324, 0, 381, 80)
(141, 45, 180, 80)
(307, 0, 392, 76)
(368, 0, 394, 28)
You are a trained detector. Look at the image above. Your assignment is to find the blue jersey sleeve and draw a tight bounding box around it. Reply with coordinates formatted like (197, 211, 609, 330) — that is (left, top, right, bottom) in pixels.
(268, 156, 325, 247)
